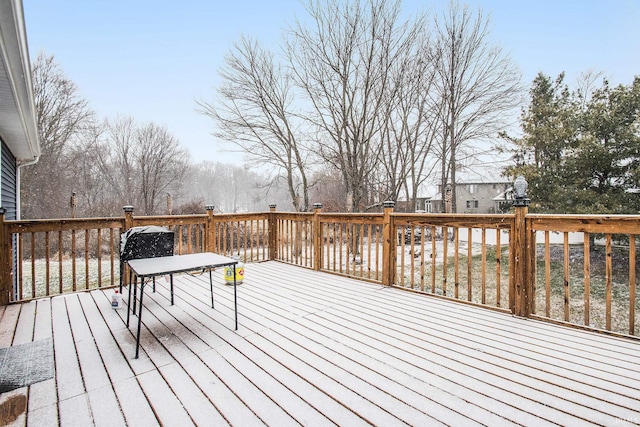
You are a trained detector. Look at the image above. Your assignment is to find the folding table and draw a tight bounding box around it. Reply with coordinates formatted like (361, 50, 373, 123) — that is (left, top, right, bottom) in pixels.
(125, 252, 238, 358)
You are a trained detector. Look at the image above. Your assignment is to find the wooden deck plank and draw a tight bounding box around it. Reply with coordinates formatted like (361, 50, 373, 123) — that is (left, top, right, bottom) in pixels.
(11, 300, 35, 345)
(65, 295, 113, 392)
(282, 325, 500, 425)
(117, 286, 253, 427)
(27, 299, 57, 424)
(177, 352, 261, 427)
(58, 394, 92, 427)
(0, 304, 19, 347)
(77, 292, 136, 384)
(26, 400, 57, 427)
(157, 361, 228, 427)
(50, 297, 85, 402)
(63, 294, 128, 426)
(32, 299, 53, 341)
(86, 288, 162, 426)
(248, 329, 442, 426)
(136, 369, 196, 427)
(87, 385, 126, 427)
(111, 377, 160, 427)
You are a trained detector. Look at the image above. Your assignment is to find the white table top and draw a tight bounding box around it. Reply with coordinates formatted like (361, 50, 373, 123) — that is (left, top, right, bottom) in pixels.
(126, 252, 237, 276)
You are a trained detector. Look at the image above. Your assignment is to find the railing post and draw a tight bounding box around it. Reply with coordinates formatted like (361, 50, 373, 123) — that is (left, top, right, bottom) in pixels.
(511, 176, 531, 317)
(313, 203, 323, 271)
(268, 204, 277, 260)
(0, 207, 10, 305)
(205, 205, 216, 253)
(382, 201, 396, 286)
(123, 205, 134, 231)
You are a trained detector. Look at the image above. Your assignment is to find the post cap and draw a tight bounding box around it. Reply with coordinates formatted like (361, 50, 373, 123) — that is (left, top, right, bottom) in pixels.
(0, 207, 5, 215)
(512, 176, 530, 207)
(123, 205, 134, 213)
(383, 200, 396, 208)
(313, 203, 323, 209)
(205, 204, 215, 211)
(269, 204, 277, 209)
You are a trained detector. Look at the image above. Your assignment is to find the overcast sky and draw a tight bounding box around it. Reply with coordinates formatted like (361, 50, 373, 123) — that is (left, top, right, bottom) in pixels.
(23, 0, 640, 165)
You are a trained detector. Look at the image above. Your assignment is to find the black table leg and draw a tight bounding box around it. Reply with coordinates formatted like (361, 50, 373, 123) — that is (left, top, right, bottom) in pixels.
(152, 276, 156, 293)
(126, 273, 133, 327)
(209, 268, 214, 308)
(132, 274, 138, 314)
(135, 275, 145, 359)
(233, 264, 238, 330)
(170, 274, 174, 305)
(119, 261, 123, 293)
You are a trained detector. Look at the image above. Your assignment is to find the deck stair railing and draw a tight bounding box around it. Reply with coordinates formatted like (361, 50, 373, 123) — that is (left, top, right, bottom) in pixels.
(1, 201, 638, 338)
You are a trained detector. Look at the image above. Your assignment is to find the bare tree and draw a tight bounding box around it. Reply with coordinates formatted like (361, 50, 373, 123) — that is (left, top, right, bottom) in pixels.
(135, 122, 189, 215)
(21, 52, 93, 218)
(199, 36, 312, 211)
(67, 121, 116, 216)
(433, 1, 521, 212)
(378, 38, 441, 209)
(100, 116, 140, 209)
(91, 117, 188, 215)
(575, 69, 605, 109)
(287, 0, 427, 212)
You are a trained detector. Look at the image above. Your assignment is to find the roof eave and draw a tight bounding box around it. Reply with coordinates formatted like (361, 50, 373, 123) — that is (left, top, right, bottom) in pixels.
(0, 0, 40, 161)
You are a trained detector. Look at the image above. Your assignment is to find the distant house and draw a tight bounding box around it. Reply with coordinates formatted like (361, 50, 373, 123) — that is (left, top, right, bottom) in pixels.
(0, 0, 40, 220)
(429, 181, 512, 214)
(394, 197, 433, 213)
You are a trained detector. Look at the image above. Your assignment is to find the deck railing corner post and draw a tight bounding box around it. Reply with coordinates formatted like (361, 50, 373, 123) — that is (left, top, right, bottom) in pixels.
(205, 205, 216, 253)
(382, 201, 396, 286)
(268, 204, 277, 260)
(123, 206, 134, 230)
(512, 203, 530, 317)
(312, 203, 323, 271)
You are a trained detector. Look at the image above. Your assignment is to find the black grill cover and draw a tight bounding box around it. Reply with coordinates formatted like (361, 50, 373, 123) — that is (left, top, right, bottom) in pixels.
(120, 226, 174, 261)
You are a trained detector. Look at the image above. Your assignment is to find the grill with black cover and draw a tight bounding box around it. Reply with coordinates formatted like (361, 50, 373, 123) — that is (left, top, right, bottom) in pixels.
(119, 226, 174, 291)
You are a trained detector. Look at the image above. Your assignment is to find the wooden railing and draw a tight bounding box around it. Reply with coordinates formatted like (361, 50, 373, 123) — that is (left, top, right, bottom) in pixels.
(211, 212, 270, 262)
(391, 213, 514, 311)
(1, 217, 124, 302)
(527, 215, 639, 336)
(1, 203, 638, 338)
(316, 212, 384, 281)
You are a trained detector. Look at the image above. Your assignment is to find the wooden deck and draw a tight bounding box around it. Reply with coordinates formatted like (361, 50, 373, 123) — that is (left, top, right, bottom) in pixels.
(1, 261, 639, 426)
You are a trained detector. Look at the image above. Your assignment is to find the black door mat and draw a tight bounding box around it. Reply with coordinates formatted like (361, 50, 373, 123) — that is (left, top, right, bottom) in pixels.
(0, 338, 54, 394)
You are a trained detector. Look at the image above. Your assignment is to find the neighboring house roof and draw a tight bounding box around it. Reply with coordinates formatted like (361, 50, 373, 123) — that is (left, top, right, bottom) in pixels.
(493, 186, 514, 201)
(0, 0, 39, 161)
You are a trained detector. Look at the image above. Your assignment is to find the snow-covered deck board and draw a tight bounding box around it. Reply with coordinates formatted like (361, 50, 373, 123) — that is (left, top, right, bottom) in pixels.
(1, 261, 639, 426)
